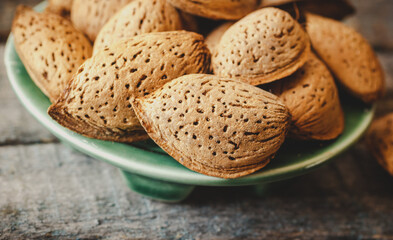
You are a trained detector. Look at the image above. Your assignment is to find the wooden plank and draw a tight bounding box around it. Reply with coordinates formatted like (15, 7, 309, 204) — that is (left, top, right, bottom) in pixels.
(0, 0, 42, 41)
(0, 46, 57, 145)
(1, 143, 393, 239)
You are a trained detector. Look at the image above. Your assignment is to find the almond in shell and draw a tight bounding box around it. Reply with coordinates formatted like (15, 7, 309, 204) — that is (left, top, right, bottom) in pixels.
(306, 13, 385, 103)
(366, 113, 393, 176)
(132, 74, 291, 178)
(167, 0, 259, 20)
(212, 7, 310, 86)
(46, 0, 73, 18)
(12, 5, 92, 102)
(94, 0, 182, 54)
(48, 31, 211, 142)
(267, 53, 344, 140)
(259, 0, 298, 7)
(205, 22, 233, 54)
(71, 0, 133, 42)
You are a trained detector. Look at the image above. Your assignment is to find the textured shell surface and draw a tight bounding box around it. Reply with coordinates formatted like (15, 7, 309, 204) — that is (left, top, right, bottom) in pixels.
(167, 0, 259, 20)
(12, 6, 92, 102)
(132, 74, 291, 178)
(94, 0, 182, 54)
(268, 53, 344, 140)
(366, 113, 393, 176)
(71, 0, 133, 41)
(212, 7, 310, 86)
(306, 13, 385, 103)
(48, 31, 211, 142)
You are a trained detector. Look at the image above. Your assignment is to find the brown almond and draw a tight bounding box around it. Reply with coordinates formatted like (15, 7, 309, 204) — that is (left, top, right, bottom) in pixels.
(306, 13, 385, 103)
(267, 53, 344, 140)
(94, 0, 182, 54)
(212, 7, 310, 86)
(132, 74, 291, 179)
(12, 5, 92, 103)
(178, 11, 198, 32)
(259, 0, 298, 7)
(71, 0, 133, 42)
(167, 0, 259, 20)
(366, 113, 393, 176)
(46, 0, 73, 18)
(205, 22, 233, 54)
(48, 31, 211, 142)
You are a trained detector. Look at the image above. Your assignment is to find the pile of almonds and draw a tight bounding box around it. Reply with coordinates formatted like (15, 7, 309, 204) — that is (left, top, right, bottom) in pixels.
(12, 0, 386, 178)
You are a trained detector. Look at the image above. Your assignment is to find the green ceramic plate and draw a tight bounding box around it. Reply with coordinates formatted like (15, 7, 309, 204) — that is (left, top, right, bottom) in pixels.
(4, 1, 374, 202)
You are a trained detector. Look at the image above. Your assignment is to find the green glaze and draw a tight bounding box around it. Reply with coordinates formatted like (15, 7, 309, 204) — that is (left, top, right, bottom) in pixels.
(4, 1, 375, 201)
(121, 171, 195, 202)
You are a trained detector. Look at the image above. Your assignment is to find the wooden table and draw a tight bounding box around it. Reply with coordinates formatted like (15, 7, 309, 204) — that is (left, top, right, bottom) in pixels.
(1, 1, 393, 239)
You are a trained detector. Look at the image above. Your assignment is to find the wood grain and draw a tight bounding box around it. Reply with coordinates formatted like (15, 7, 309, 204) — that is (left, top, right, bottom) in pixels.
(0, 46, 57, 146)
(1, 143, 393, 239)
(0, 0, 41, 41)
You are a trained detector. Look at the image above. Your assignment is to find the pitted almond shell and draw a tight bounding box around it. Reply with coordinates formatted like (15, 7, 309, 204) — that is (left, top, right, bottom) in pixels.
(71, 0, 133, 42)
(48, 31, 211, 142)
(93, 0, 182, 54)
(46, 0, 73, 17)
(167, 0, 259, 20)
(212, 7, 310, 86)
(132, 74, 291, 178)
(268, 53, 344, 140)
(12, 6, 92, 103)
(366, 113, 393, 176)
(205, 22, 233, 54)
(306, 13, 385, 103)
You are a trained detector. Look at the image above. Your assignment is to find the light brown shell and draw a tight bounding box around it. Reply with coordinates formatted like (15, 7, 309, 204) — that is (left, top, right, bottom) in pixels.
(12, 6, 92, 103)
(93, 0, 182, 54)
(267, 53, 344, 140)
(48, 31, 211, 142)
(298, 0, 354, 20)
(366, 113, 393, 176)
(132, 74, 291, 178)
(306, 13, 385, 103)
(259, 0, 298, 7)
(212, 7, 310, 86)
(46, 0, 73, 17)
(205, 22, 233, 54)
(167, 0, 259, 20)
(178, 11, 198, 32)
(71, 0, 133, 42)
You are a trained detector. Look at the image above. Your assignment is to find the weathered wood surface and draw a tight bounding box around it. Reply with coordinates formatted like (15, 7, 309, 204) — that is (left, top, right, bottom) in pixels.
(0, 46, 57, 146)
(1, 0, 393, 239)
(0, 0, 41, 41)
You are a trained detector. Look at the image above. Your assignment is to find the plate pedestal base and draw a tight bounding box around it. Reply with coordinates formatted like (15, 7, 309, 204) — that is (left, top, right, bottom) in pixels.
(120, 170, 195, 202)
